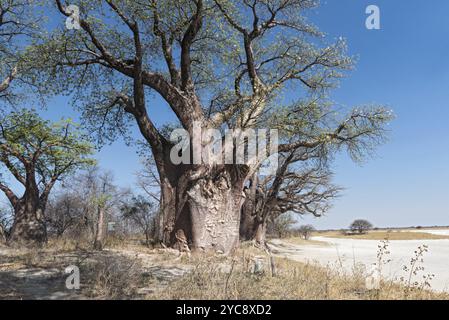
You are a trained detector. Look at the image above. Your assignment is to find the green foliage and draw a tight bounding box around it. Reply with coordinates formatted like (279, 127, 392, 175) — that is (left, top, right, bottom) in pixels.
(0, 0, 45, 106)
(18, 0, 392, 154)
(14, 0, 393, 179)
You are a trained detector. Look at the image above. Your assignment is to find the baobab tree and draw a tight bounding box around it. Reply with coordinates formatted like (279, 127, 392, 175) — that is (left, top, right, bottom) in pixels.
(28, 0, 392, 253)
(0, 109, 94, 245)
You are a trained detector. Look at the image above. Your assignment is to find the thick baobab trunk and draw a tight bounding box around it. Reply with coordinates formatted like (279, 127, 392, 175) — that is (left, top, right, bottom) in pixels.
(157, 163, 247, 254)
(8, 168, 48, 246)
(186, 172, 244, 253)
(93, 206, 105, 250)
(9, 200, 47, 246)
(135, 105, 248, 253)
(139, 108, 249, 253)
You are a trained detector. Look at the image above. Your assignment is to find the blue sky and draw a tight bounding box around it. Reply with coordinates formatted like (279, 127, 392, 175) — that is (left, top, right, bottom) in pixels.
(3, 1, 449, 229)
(300, 0, 449, 229)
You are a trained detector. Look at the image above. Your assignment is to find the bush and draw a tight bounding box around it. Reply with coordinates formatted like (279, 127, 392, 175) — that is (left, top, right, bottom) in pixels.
(83, 255, 143, 299)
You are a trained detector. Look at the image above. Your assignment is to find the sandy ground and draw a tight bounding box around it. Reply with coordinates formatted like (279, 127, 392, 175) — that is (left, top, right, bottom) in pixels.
(269, 229, 449, 292)
(0, 246, 191, 300)
(1, 228, 448, 298)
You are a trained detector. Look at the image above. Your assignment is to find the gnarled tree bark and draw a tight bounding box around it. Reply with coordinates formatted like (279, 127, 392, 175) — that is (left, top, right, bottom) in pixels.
(8, 169, 48, 246)
(157, 161, 247, 253)
(186, 168, 246, 253)
(9, 201, 47, 246)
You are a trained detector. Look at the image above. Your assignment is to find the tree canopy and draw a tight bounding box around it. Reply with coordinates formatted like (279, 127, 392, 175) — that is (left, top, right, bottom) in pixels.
(27, 0, 393, 149)
(0, 0, 42, 107)
(350, 219, 373, 234)
(0, 109, 95, 206)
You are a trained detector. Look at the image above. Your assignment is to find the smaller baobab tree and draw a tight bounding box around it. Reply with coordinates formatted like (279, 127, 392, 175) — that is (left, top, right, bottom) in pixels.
(240, 94, 392, 246)
(0, 109, 95, 246)
(350, 219, 373, 234)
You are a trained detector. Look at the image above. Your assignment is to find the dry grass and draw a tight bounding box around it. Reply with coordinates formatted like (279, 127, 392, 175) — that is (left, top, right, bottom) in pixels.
(317, 230, 449, 240)
(2, 237, 449, 300)
(285, 237, 329, 246)
(81, 255, 146, 299)
(150, 247, 449, 300)
(46, 237, 91, 252)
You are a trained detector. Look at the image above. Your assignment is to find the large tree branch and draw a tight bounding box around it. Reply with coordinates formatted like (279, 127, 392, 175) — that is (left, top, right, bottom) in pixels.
(0, 143, 28, 166)
(278, 107, 392, 164)
(150, 0, 180, 87)
(105, 0, 136, 32)
(213, 0, 246, 33)
(180, 0, 203, 92)
(0, 182, 19, 207)
(0, 153, 26, 186)
(54, 0, 196, 129)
